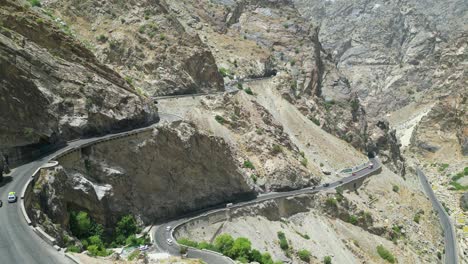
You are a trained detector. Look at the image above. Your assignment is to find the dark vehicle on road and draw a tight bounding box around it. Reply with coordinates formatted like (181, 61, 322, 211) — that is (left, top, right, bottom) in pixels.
(0, 200, 2, 207)
(323, 183, 330, 187)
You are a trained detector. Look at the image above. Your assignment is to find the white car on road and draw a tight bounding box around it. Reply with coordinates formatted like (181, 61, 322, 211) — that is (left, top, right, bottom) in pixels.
(166, 239, 172, 245)
(166, 226, 172, 231)
(7, 192, 17, 203)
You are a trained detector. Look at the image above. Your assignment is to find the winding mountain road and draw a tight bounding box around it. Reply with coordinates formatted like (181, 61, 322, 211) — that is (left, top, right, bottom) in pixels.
(153, 158, 383, 263)
(0, 88, 396, 264)
(416, 168, 458, 264)
(0, 113, 180, 264)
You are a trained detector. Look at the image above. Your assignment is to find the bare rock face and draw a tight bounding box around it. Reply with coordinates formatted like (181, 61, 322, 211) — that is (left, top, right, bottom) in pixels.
(44, 0, 224, 96)
(0, 0, 158, 149)
(30, 122, 254, 235)
(411, 92, 467, 158)
(292, 0, 467, 118)
(461, 192, 468, 212)
(291, 0, 467, 173)
(200, 93, 320, 191)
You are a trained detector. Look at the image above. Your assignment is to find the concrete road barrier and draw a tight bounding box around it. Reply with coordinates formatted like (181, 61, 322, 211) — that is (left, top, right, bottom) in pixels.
(65, 253, 83, 264)
(33, 226, 56, 246)
(20, 198, 32, 225)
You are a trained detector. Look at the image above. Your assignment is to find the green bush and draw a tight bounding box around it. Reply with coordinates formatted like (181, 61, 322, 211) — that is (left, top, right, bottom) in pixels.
(311, 117, 320, 126)
(377, 245, 396, 263)
(28, 0, 41, 7)
(243, 160, 255, 169)
(249, 249, 263, 263)
(96, 34, 108, 43)
(392, 185, 399, 193)
(261, 252, 274, 264)
(350, 99, 360, 112)
(115, 215, 139, 239)
(301, 158, 308, 167)
(244, 88, 254, 95)
(348, 215, 358, 225)
(88, 235, 104, 248)
(215, 115, 226, 124)
(66, 245, 81, 253)
(214, 234, 234, 255)
(237, 83, 244, 90)
(69, 211, 92, 239)
(325, 197, 337, 208)
(324, 256, 332, 264)
(178, 234, 282, 264)
(229, 237, 252, 260)
(298, 249, 311, 262)
(414, 213, 421, 224)
(177, 238, 199, 248)
(86, 244, 110, 257)
(251, 174, 258, 183)
(438, 163, 449, 172)
(198, 241, 219, 252)
(277, 232, 289, 250)
(272, 144, 283, 155)
(219, 67, 231, 78)
(125, 234, 146, 246)
(127, 250, 140, 261)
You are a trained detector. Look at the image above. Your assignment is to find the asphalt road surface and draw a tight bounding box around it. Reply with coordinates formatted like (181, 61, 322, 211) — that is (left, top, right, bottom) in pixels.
(416, 168, 458, 264)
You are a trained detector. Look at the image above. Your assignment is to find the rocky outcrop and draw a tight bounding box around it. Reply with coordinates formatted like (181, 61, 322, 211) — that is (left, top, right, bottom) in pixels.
(368, 121, 405, 175)
(411, 92, 467, 158)
(30, 122, 254, 237)
(461, 192, 468, 212)
(44, 0, 224, 96)
(0, 0, 158, 149)
(200, 93, 320, 191)
(293, 0, 467, 118)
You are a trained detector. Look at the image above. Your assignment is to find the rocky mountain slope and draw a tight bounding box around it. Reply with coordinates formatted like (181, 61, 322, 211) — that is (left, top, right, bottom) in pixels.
(39, 0, 406, 173)
(0, 0, 158, 150)
(178, 168, 443, 263)
(43, 0, 224, 96)
(7, 0, 466, 263)
(30, 121, 254, 243)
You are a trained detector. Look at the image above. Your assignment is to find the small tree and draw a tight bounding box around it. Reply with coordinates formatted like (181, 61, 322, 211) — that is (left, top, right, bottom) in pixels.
(277, 232, 289, 250)
(214, 234, 234, 255)
(116, 215, 139, 239)
(324, 256, 332, 264)
(298, 249, 311, 262)
(69, 211, 92, 239)
(229, 237, 251, 260)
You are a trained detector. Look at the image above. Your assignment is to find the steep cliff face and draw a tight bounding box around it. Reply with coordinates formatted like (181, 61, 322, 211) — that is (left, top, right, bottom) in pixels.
(43, 0, 224, 96)
(293, 0, 467, 118)
(411, 92, 467, 160)
(30, 122, 254, 240)
(0, 0, 158, 149)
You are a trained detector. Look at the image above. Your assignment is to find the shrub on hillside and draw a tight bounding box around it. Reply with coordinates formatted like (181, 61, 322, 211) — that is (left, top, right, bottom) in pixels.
(377, 245, 396, 263)
(298, 249, 311, 262)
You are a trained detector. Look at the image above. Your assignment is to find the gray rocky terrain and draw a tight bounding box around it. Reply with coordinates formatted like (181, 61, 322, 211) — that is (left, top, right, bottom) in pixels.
(2, 0, 466, 263)
(0, 0, 158, 153)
